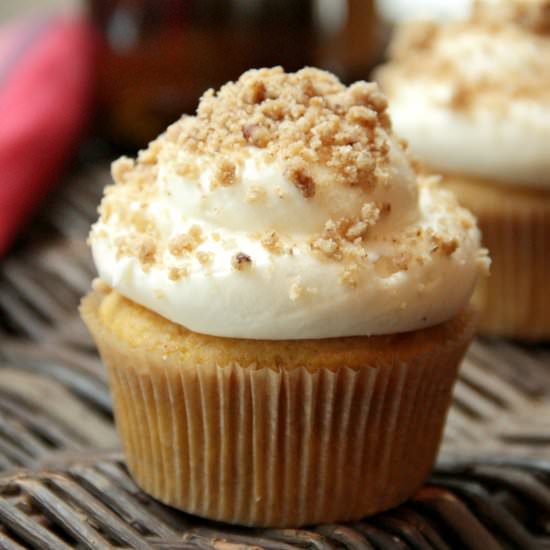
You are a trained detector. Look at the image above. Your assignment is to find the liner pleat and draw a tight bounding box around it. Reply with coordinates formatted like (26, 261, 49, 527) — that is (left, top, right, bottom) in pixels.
(82, 293, 471, 527)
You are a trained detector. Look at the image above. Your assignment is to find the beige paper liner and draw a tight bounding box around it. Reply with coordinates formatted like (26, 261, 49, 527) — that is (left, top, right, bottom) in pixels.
(81, 292, 473, 527)
(445, 175, 550, 340)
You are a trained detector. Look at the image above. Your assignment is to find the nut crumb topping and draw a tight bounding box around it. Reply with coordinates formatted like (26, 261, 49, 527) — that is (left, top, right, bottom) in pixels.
(260, 231, 282, 254)
(111, 157, 135, 184)
(196, 251, 213, 266)
(378, 4, 550, 112)
(116, 234, 156, 267)
(214, 159, 237, 187)
(289, 281, 318, 301)
(144, 67, 394, 193)
(168, 226, 203, 257)
(168, 266, 189, 281)
(340, 264, 359, 288)
(430, 234, 459, 257)
(232, 252, 252, 271)
(286, 162, 316, 198)
(168, 234, 196, 256)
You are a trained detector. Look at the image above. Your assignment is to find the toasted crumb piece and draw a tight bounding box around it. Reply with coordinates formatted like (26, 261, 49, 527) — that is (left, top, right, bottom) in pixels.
(92, 278, 111, 294)
(340, 264, 359, 288)
(345, 221, 369, 240)
(116, 234, 156, 266)
(138, 139, 162, 164)
(430, 234, 459, 256)
(374, 252, 411, 277)
(286, 163, 316, 198)
(289, 280, 318, 301)
(260, 231, 282, 253)
(242, 79, 267, 104)
(111, 157, 135, 184)
(214, 159, 237, 187)
(168, 234, 196, 256)
(188, 225, 204, 244)
(346, 105, 377, 127)
(242, 124, 270, 147)
(232, 252, 252, 270)
(312, 237, 339, 258)
(393, 252, 411, 271)
(176, 161, 199, 180)
(168, 266, 189, 281)
(196, 251, 213, 266)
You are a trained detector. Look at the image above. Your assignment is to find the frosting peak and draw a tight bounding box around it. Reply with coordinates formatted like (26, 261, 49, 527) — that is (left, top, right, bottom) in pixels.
(90, 67, 486, 339)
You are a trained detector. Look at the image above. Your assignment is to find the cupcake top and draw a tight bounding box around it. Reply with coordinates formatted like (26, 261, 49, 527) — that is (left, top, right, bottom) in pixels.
(377, 0, 550, 187)
(90, 67, 487, 339)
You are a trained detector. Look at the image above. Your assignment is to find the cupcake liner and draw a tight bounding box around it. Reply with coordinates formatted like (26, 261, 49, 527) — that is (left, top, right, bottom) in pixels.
(81, 292, 473, 527)
(446, 176, 550, 340)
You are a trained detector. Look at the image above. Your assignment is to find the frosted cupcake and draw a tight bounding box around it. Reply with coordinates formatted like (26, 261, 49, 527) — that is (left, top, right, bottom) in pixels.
(81, 67, 487, 526)
(377, 0, 550, 340)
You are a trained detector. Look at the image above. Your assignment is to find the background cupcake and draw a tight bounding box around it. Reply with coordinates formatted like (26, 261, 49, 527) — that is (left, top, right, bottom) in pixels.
(82, 67, 487, 526)
(377, 0, 550, 340)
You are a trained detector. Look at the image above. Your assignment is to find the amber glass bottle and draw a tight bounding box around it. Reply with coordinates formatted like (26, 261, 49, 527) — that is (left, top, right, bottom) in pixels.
(89, 0, 382, 147)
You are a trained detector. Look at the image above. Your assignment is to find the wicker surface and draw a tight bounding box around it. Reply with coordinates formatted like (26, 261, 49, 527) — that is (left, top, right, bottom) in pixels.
(0, 452, 549, 549)
(0, 166, 549, 548)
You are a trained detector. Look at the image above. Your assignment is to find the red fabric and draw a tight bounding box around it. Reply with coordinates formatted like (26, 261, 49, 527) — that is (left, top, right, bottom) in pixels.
(0, 16, 94, 256)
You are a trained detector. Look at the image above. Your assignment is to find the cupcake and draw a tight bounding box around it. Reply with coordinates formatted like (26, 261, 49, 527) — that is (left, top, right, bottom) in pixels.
(377, 0, 550, 340)
(81, 67, 487, 526)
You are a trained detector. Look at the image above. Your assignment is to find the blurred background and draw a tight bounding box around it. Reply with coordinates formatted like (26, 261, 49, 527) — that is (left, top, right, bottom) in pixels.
(0, 0, 474, 256)
(0, 0, 391, 256)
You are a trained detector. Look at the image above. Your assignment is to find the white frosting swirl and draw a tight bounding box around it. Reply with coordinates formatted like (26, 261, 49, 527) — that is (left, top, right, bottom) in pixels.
(378, 5, 550, 188)
(90, 68, 486, 339)
(376, 0, 473, 23)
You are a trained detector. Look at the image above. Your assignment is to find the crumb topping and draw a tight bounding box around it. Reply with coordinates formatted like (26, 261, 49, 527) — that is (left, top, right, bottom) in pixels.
(213, 159, 237, 187)
(260, 231, 282, 254)
(196, 251, 213, 266)
(168, 266, 189, 281)
(289, 280, 318, 301)
(340, 264, 359, 288)
(168, 234, 196, 256)
(156, 67, 393, 191)
(309, 201, 385, 261)
(232, 252, 252, 271)
(286, 161, 316, 198)
(475, 0, 550, 34)
(115, 234, 156, 267)
(378, 2, 550, 112)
